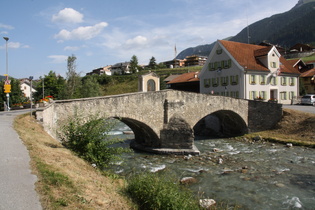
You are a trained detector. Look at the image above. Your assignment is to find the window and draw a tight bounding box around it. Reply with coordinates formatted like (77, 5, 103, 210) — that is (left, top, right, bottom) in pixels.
(289, 77, 295, 86)
(216, 49, 222, 54)
(221, 76, 228, 86)
(260, 75, 266, 85)
(230, 75, 239, 85)
(271, 77, 277, 86)
(208, 62, 215, 71)
(231, 91, 239, 98)
(256, 91, 267, 100)
(204, 79, 211, 88)
(271, 62, 277, 68)
(281, 77, 287, 86)
(280, 92, 287, 100)
(212, 78, 219, 87)
(289, 91, 295, 100)
(250, 91, 257, 100)
(250, 75, 256, 84)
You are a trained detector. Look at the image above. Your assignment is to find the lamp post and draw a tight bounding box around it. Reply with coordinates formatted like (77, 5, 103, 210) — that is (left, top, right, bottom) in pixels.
(29, 76, 33, 116)
(3, 37, 10, 111)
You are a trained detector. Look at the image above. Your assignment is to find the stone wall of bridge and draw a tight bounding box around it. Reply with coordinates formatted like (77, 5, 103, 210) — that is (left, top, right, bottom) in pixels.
(37, 90, 282, 155)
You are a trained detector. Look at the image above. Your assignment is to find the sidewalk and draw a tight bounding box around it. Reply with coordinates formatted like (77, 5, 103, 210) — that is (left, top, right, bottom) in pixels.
(0, 110, 42, 210)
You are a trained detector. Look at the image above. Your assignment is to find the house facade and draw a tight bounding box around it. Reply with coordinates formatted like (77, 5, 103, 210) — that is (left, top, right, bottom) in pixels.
(20, 79, 36, 98)
(300, 68, 315, 94)
(199, 40, 300, 104)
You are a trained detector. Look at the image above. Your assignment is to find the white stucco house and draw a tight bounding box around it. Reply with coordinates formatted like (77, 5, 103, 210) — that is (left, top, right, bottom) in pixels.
(199, 40, 300, 104)
(20, 79, 36, 98)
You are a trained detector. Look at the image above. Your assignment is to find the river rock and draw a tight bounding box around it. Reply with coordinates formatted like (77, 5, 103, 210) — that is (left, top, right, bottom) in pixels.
(286, 143, 293, 148)
(180, 177, 197, 185)
(218, 158, 223, 164)
(275, 183, 286, 188)
(199, 199, 216, 209)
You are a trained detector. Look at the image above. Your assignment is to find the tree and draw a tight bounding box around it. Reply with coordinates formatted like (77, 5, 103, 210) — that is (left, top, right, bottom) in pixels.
(65, 54, 81, 99)
(34, 71, 66, 101)
(130, 55, 139, 73)
(148, 56, 157, 69)
(80, 75, 101, 98)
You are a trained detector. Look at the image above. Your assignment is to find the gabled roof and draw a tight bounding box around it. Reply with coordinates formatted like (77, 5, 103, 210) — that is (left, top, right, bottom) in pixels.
(167, 72, 199, 84)
(219, 40, 300, 74)
(219, 40, 269, 71)
(300, 68, 315, 77)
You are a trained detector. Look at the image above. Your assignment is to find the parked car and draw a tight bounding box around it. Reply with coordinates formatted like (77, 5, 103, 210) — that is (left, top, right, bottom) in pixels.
(301, 94, 315, 105)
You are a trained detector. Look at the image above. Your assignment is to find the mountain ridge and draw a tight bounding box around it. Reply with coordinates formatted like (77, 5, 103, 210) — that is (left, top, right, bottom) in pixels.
(176, 0, 315, 59)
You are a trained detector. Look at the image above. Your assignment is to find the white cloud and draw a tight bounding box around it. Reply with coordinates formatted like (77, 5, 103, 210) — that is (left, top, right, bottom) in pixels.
(0, 23, 14, 30)
(52, 8, 84, 24)
(124, 35, 148, 49)
(0, 42, 29, 49)
(48, 55, 68, 63)
(64, 46, 80, 51)
(54, 22, 108, 41)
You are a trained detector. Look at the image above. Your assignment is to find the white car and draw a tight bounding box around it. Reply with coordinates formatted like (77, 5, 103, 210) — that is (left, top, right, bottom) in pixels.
(301, 94, 315, 105)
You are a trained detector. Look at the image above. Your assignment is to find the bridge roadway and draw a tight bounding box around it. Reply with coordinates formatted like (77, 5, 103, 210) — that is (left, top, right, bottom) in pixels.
(36, 90, 282, 155)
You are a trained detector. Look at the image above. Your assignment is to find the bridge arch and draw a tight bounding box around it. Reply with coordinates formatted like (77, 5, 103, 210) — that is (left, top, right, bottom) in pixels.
(114, 117, 160, 147)
(193, 110, 248, 138)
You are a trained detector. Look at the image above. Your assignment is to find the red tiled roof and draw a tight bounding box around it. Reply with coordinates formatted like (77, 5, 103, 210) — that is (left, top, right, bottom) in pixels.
(219, 40, 300, 75)
(167, 72, 199, 84)
(300, 68, 315, 77)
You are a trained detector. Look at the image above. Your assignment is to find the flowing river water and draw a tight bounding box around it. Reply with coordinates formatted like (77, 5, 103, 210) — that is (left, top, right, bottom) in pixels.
(108, 121, 315, 209)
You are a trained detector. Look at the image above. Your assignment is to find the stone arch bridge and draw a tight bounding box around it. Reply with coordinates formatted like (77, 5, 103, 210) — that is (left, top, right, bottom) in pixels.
(36, 90, 282, 155)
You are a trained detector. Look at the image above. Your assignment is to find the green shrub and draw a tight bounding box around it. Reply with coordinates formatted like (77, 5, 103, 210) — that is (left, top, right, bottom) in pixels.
(60, 112, 129, 168)
(125, 172, 200, 210)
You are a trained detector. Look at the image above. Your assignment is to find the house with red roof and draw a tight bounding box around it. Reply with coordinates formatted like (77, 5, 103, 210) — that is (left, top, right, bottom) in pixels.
(199, 40, 300, 104)
(167, 71, 200, 92)
(300, 68, 315, 94)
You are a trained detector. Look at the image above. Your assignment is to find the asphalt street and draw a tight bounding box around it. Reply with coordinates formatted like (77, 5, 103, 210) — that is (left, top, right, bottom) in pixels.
(0, 109, 42, 210)
(283, 104, 315, 114)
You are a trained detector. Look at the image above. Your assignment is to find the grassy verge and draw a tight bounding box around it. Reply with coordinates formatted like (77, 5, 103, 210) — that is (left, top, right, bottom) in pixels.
(14, 113, 133, 209)
(239, 108, 315, 148)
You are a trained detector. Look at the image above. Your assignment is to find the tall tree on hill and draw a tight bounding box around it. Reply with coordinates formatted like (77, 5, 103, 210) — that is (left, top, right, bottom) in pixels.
(65, 54, 81, 99)
(148, 56, 157, 69)
(130, 55, 139, 73)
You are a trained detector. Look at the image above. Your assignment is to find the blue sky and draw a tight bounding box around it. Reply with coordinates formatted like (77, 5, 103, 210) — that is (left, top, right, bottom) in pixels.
(0, 0, 298, 79)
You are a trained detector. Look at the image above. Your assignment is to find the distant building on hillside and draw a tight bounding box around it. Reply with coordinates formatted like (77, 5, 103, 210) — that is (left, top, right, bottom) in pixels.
(184, 55, 207, 67)
(86, 65, 112, 76)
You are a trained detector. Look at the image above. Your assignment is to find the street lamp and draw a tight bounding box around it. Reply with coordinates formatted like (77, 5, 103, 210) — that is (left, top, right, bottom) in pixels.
(3, 37, 10, 111)
(29, 76, 33, 116)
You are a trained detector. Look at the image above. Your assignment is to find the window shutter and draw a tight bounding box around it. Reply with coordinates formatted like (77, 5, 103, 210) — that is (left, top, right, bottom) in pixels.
(236, 75, 239, 84)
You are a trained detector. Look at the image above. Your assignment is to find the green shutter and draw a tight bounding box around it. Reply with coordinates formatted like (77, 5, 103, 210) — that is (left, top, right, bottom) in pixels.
(236, 75, 239, 84)
(228, 59, 232, 68)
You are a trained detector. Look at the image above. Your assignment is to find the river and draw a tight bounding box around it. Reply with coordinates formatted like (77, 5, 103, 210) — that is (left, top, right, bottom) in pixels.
(108, 121, 315, 210)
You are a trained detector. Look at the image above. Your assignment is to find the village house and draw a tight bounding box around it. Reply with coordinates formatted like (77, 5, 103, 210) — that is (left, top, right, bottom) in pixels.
(167, 71, 200, 93)
(199, 40, 300, 104)
(86, 65, 112, 76)
(20, 78, 36, 98)
(300, 68, 315, 94)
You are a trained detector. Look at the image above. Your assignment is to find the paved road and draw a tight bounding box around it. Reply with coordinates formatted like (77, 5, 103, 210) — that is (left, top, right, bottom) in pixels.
(283, 104, 315, 114)
(0, 109, 42, 210)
